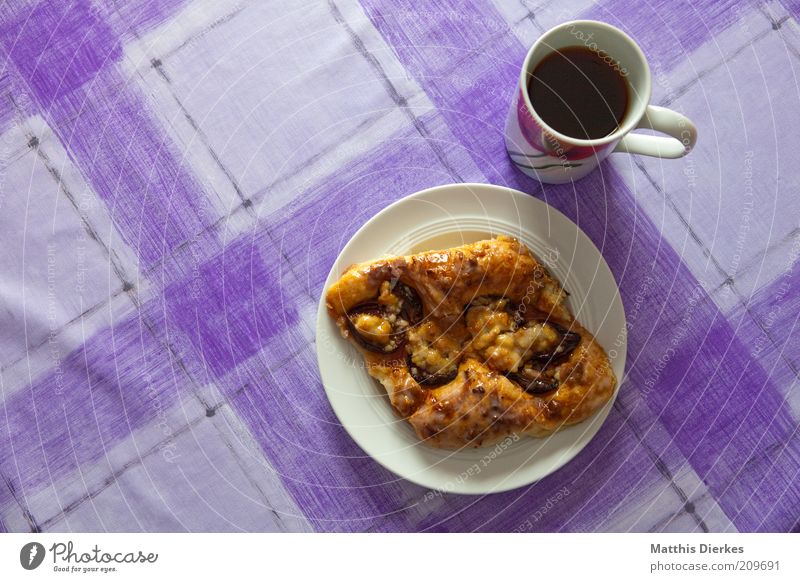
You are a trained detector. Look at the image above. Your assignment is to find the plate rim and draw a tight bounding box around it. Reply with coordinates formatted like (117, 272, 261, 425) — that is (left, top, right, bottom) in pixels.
(315, 182, 626, 494)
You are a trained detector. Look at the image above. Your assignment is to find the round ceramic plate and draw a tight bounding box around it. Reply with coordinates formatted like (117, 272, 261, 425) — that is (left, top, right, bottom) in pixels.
(316, 183, 626, 494)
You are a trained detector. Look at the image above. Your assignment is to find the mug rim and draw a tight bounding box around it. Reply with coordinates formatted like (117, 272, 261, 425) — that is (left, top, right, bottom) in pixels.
(519, 19, 652, 147)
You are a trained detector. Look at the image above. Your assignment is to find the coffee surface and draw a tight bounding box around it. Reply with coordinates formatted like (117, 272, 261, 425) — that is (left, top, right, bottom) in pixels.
(528, 46, 629, 140)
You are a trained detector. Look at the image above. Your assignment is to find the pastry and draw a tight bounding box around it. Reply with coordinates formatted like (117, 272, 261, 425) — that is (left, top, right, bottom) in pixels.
(325, 236, 616, 449)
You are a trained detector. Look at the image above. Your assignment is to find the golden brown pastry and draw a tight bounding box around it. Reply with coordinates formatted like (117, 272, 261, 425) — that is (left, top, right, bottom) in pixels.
(325, 236, 616, 449)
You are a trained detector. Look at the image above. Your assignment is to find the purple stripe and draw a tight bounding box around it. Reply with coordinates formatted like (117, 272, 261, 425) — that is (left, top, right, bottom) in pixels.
(583, 0, 750, 70)
(722, 258, 800, 531)
(0, 312, 186, 514)
(0, 0, 121, 105)
(783, 0, 800, 19)
(224, 352, 422, 532)
(43, 69, 217, 267)
(356, 0, 798, 532)
(0, 0, 190, 104)
(147, 234, 299, 380)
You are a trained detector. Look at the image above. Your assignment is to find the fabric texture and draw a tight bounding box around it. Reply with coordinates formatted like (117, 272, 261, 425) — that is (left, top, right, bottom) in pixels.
(0, 0, 798, 532)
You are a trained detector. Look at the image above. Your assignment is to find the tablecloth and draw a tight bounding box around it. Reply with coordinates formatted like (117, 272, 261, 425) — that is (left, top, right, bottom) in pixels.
(0, 0, 798, 532)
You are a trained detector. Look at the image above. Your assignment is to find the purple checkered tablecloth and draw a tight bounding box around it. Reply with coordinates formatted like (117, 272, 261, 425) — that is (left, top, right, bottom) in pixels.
(0, 0, 798, 533)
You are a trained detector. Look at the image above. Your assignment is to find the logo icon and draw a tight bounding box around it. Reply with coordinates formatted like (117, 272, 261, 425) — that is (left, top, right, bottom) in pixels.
(20, 542, 46, 570)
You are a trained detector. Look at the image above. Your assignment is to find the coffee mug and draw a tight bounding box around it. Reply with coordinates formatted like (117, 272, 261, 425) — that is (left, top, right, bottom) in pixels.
(505, 20, 697, 184)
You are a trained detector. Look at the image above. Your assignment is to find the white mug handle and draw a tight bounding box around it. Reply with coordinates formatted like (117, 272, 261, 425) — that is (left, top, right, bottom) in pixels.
(613, 105, 697, 158)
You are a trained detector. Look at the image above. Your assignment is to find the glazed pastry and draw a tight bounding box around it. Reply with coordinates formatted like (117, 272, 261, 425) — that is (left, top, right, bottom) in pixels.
(325, 236, 616, 449)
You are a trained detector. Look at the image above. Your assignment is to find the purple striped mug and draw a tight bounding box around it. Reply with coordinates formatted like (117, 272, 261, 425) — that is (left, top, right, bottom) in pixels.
(505, 20, 697, 184)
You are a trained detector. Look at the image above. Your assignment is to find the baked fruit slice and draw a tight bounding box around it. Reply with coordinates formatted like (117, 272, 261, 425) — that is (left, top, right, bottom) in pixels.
(325, 236, 616, 449)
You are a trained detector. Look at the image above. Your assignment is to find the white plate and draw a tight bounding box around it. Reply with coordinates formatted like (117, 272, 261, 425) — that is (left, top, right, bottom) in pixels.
(316, 183, 626, 494)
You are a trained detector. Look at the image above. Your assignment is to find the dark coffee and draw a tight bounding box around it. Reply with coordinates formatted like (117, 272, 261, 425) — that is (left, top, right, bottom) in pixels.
(527, 46, 629, 140)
